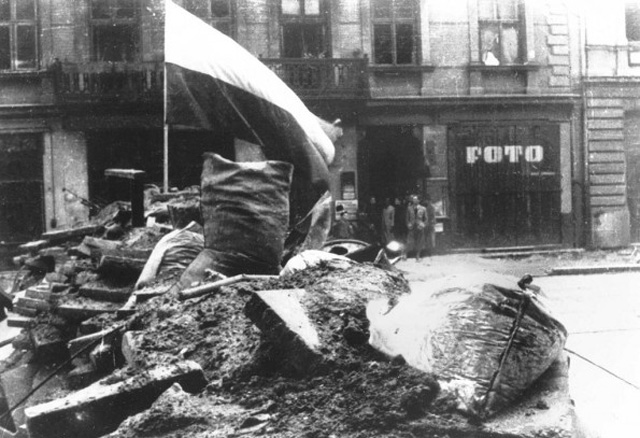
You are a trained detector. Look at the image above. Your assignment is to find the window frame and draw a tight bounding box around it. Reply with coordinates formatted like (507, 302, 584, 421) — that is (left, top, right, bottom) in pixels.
(477, 0, 525, 66)
(371, 0, 420, 66)
(182, 0, 236, 38)
(626, 1, 640, 43)
(280, 0, 330, 58)
(0, 0, 38, 71)
(89, 0, 142, 63)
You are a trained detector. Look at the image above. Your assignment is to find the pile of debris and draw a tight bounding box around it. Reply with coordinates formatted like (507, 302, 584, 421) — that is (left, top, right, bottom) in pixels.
(1, 161, 572, 438)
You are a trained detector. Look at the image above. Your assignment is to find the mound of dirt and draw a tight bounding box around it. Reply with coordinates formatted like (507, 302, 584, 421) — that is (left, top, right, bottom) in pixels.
(105, 261, 462, 437)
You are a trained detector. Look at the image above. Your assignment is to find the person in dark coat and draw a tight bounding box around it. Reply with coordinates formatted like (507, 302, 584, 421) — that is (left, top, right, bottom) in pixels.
(331, 205, 354, 239)
(423, 194, 437, 256)
(406, 195, 428, 261)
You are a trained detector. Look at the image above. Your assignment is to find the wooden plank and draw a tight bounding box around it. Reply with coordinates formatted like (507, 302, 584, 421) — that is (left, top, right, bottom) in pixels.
(16, 296, 51, 311)
(7, 315, 34, 328)
(25, 285, 55, 301)
(79, 282, 132, 303)
(18, 240, 49, 252)
(41, 225, 103, 242)
(67, 327, 121, 357)
(56, 299, 122, 322)
(97, 255, 146, 275)
(25, 361, 206, 438)
(82, 237, 123, 254)
(103, 169, 146, 180)
(13, 305, 39, 317)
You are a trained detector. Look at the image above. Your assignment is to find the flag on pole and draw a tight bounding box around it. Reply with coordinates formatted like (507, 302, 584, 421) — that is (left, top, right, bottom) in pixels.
(165, 0, 335, 198)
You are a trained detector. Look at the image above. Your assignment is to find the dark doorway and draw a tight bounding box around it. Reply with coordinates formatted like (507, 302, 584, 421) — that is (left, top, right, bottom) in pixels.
(86, 130, 163, 208)
(168, 129, 234, 189)
(359, 125, 427, 203)
(448, 123, 562, 248)
(0, 134, 44, 243)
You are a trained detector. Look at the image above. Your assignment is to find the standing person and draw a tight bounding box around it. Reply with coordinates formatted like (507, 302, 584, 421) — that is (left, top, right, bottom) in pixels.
(423, 194, 437, 256)
(381, 198, 395, 245)
(406, 195, 428, 261)
(393, 197, 407, 243)
(331, 204, 354, 239)
(365, 196, 381, 243)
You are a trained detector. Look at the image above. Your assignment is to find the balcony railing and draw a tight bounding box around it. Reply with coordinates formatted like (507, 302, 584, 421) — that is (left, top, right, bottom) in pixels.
(50, 58, 367, 103)
(260, 57, 369, 99)
(52, 61, 163, 103)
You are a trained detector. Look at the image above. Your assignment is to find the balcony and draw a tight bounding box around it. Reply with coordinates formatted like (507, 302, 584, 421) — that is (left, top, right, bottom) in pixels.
(260, 58, 369, 99)
(50, 58, 367, 103)
(52, 61, 163, 104)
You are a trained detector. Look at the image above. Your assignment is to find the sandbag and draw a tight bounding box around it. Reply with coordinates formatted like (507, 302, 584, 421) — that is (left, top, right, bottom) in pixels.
(367, 272, 567, 419)
(136, 222, 204, 289)
(200, 153, 293, 275)
(280, 249, 351, 277)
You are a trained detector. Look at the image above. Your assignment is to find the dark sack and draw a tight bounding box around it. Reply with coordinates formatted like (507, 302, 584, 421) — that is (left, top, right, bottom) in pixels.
(200, 153, 293, 275)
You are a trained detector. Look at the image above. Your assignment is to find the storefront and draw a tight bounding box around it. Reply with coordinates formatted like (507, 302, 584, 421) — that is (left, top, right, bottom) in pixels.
(353, 99, 581, 250)
(447, 124, 562, 248)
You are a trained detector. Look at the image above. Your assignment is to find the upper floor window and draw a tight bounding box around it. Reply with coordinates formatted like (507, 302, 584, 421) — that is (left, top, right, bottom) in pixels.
(626, 2, 640, 42)
(372, 0, 418, 65)
(281, 0, 329, 58)
(0, 0, 37, 70)
(90, 0, 140, 62)
(183, 0, 234, 37)
(478, 0, 523, 65)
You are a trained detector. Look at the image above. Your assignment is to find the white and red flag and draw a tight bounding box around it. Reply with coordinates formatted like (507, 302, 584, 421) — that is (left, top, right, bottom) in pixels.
(165, 0, 335, 198)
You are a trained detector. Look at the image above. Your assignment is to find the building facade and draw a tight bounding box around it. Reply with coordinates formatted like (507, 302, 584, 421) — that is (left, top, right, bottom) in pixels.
(0, 0, 164, 255)
(582, 1, 640, 247)
(194, 0, 583, 249)
(2, 0, 638, 253)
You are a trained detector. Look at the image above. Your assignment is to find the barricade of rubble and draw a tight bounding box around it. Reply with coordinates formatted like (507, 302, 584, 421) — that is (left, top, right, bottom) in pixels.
(0, 177, 573, 438)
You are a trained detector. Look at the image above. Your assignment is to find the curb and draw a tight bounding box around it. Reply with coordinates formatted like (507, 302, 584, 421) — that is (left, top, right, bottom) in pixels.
(548, 264, 640, 276)
(480, 248, 584, 259)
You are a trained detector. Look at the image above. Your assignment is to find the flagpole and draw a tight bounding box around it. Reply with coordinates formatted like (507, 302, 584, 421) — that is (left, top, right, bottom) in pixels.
(163, 62, 169, 193)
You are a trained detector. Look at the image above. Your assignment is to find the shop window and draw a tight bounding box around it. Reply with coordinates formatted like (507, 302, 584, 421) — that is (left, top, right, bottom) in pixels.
(372, 0, 418, 65)
(626, 2, 640, 42)
(478, 0, 524, 65)
(281, 0, 328, 58)
(90, 0, 140, 62)
(183, 0, 234, 37)
(0, 0, 36, 70)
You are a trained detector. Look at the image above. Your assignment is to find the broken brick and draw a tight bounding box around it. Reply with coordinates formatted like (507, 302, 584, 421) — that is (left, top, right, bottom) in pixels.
(245, 289, 324, 375)
(25, 361, 207, 438)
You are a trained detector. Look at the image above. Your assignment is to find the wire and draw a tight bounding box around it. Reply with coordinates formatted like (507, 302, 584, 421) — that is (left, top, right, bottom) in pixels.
(564, 347, 640, 392)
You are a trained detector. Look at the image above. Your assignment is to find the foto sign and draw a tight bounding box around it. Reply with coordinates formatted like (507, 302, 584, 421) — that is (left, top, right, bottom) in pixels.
(466, 145, 544, 164)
